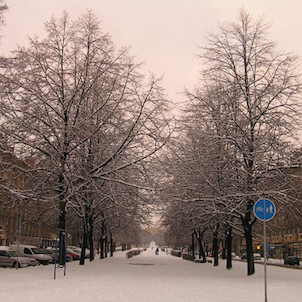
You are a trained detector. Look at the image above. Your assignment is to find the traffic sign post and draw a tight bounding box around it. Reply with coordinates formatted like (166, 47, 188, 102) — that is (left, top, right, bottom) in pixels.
(254, 198, 276, 302)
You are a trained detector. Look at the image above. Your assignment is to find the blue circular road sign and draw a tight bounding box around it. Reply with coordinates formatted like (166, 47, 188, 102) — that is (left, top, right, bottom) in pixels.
(253, 199, 276, 221)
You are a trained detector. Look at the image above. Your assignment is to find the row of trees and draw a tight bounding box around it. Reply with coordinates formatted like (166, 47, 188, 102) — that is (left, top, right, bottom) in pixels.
(0, 10, 172, 264)
(160, 10, 302, 275)
(1, 4, 302, 276)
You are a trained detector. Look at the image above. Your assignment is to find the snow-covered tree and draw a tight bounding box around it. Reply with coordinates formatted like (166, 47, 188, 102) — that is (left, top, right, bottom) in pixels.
(185, 9, 302, 275)
(0, 11, 171, 263)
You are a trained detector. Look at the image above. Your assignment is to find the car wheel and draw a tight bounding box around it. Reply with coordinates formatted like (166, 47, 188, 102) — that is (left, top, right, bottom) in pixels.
(13, 262, 21, 268)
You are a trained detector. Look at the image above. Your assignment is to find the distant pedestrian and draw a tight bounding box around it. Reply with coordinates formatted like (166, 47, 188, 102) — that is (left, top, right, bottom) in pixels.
(155, 247, 159, 255)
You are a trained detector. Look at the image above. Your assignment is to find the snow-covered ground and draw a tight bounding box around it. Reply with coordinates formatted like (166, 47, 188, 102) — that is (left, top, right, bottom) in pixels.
(0, 248, 301, 302)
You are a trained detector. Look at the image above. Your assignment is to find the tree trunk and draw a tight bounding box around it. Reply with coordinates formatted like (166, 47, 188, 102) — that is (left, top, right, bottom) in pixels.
(58, 174, 66, 266)
(241, 202, 256, 276)
(221, 239, 226, 260)
(213, 227, 219, 267)
(226, 225, 233, 270)
(105, 236, 108, 258)
(88, 215, 94, 261)
(196, 232, 206, 262)
(100, 220, 106, 259)
(80, 230, 88, 265)
(110, 232, 114, 257)
(245, 226, 255, 275)
(100, 236, 105, 259)
(191, 232, 195, 259)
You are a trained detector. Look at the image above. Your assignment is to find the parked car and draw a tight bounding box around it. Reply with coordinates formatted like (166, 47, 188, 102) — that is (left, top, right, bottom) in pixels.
(253, 253, 262, 260)
(8, 244, 52, 265)
(284, 256, 300, 266)
(0, 247, 38, 268)
(240, 252, 261, 260)
(165, 248, 172, 255)
(161, 246, 168, 252)
(68, 246, 90, 258)
(66, 248, 81, 260)
(42, 248, 72, 263)
(240, 253, 247, 260)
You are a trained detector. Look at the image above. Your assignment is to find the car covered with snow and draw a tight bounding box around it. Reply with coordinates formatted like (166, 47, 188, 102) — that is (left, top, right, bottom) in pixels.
(8, 244, 52, 265)
(253, 253, 261, 260)
(0, 246, 38, 268)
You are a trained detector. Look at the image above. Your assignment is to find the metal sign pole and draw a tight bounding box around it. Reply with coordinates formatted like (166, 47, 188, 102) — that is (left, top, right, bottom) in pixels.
(16, 211, 21, 270)
(64, 230, 67, 276)
(254, 198, 276, 302)
(54, 229, 58, 280)
(54, 228, 67, 280)
(263, 220, 267, 302)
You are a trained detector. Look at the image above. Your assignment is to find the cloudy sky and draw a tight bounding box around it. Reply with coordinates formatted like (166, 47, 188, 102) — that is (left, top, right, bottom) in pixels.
(2, 0, 302, 104)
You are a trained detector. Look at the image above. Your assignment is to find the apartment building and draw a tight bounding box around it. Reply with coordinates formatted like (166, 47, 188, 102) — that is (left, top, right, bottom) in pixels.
(0, 134, 56, 247)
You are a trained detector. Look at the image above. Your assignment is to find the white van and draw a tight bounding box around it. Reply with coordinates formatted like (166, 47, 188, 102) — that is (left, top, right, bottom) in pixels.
(8, 244, 52, 265)
(0, 246, 38, 268)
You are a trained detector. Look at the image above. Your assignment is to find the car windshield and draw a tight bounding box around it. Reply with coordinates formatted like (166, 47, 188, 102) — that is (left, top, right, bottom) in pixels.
(43, 250, 53, 254)
(32, 248, 45, 254)
(8, 251, 17, 257)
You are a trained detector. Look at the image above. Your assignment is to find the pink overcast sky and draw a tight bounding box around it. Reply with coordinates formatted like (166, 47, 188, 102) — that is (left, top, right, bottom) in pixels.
(2, 0, 302, 104)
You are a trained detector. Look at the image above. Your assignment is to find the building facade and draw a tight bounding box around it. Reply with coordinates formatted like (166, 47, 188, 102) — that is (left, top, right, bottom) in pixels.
(0, 134, 56, 247)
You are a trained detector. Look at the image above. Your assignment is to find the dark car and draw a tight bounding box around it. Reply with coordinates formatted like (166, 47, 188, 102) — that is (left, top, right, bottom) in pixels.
(240, 252, 261, 260)
(284, 256, 300, 266)
(240, 253, 247, 260)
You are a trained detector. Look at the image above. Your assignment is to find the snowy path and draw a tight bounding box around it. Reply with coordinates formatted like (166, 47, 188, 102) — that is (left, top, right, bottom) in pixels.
(0, 248, 301, 301)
